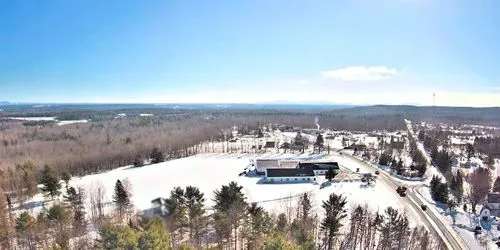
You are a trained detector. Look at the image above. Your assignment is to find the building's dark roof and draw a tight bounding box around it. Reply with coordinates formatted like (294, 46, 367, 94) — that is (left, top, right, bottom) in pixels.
(482, 205, 500, 217)
(266, 168, 315, 177)
(264, 141, 276, 148)
(298, 162, 339, 170)
(488, 193, 500, 203)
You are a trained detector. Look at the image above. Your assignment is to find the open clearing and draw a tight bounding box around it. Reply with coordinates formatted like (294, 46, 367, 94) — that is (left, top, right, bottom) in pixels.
(52, 153, 420, 223)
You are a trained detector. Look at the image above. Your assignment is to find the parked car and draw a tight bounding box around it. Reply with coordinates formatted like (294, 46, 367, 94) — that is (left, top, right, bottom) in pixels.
(421, 204, 427, 211)
(396, 186, 408, 197)
(320, 181, 332, 189)
(475, 226, 482, 235)
(375, 170, 380, 175)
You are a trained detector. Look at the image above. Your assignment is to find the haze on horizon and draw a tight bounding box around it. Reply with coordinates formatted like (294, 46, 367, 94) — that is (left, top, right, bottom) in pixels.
(1, 0, 500, 107)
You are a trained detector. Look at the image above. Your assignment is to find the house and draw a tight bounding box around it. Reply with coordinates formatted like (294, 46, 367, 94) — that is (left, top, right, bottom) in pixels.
(151, 197, 167, 216)
(298, 162, 340, 176)
(480, 193, 500, 219)
(264, 168, 316, 183)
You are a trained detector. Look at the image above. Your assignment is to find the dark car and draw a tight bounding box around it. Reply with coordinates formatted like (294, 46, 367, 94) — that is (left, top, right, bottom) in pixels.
(396, 186, 408, 197)
(421, 204, 427, 211)
(375, 170, 380, 175)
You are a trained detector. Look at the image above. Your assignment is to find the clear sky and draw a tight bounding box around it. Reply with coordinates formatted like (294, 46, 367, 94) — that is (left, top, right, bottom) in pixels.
(1, 0, 499, 106)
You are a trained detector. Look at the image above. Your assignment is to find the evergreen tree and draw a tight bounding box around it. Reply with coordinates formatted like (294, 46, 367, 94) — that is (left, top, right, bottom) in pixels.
(315, 134, 324, 153)
(183, 186, 206, 247)
(378, 151, 392, 166)
(39, 165, 62, 199)
(64, 186, 86, 235)
(138, 218, 173, 250)
(15, 212, 36, 249)
(213, 181, 247, 250)
(466, 143, 475, 161)
(97, 225, 140, 250)
(133, 155, 144, 168)
(430, 175, 449, 203)
(390, 159, 397, 171)
(246, 202, 270, 249)
(60, 171, 71, 188)
(276, 213, 288, 233)
(256, 129, 264, 138)
(488, 154, 496, 168)
(150, 147, 165, 164)
(325, 167, 336, 181)
(417, 130, 425, 142)
(397, 159, 404, 175)
(298, 193, 313, 231)
(320, 193, 347, 250)
(113, 180, 130, 217)
(263, 233, 299, 250)
(493, 176, 500, 193)
(164, 187, 186, 247)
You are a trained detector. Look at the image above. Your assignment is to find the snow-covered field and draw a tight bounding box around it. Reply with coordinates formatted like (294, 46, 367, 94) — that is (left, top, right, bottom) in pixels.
(8, 116, 57, 121)
(57, 120, 88, 126)
(50, 153, 415, 222)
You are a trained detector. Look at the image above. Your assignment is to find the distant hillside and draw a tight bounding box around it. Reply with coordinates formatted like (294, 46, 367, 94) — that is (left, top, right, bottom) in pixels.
(328, 105, 500, 126)
(1, 103, 499, 126)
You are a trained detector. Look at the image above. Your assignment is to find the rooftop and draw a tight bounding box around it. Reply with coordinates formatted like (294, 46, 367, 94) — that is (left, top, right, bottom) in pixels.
(266, 168, 315, 178)
(298, 162, 340, 170)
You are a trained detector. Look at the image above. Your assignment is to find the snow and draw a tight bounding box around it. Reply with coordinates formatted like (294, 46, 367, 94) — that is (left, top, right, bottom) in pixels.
(139, 113, 154, 117)
(8, 116, 56, 121)
(36, 153, 417, 225)
(57, 120, 88, 126)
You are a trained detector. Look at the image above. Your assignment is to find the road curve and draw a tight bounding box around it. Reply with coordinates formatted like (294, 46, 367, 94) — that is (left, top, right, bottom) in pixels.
(341, 152, 468, 250)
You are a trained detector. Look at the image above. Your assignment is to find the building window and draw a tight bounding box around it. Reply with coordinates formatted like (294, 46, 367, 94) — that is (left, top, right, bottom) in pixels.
(286, 178, 289, 181)
(303, 178, 306, 181)
(295, 178, 297, 181)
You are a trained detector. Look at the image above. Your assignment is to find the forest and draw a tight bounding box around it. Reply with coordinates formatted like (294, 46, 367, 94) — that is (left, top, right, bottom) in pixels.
(0, 107, 407, 176)
(0, 171, 444, 249)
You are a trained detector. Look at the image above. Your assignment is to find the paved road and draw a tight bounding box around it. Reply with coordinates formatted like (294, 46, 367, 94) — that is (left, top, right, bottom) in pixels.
(341, 152, 468, 250)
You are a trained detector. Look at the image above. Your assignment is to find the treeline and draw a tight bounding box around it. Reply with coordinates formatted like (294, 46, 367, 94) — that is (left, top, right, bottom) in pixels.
(0, 177, 444, 249)
(0, 111, 407, 177)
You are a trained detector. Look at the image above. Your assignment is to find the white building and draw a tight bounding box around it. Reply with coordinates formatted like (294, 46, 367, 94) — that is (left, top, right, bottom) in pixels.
(264, 168, 316, 183)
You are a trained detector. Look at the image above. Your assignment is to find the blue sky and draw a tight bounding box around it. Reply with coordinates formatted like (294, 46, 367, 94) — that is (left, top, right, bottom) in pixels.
(1, 0, 499, 106)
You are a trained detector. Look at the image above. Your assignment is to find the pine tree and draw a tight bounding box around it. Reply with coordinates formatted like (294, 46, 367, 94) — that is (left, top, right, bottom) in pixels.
(378, 151, 392, 166)
(390, 159, 397, 172)
(493, 177, 500, 193)
(213, 181, 247, 250)
(150, 148, 165, 164)
(397, 159, 404, 175)
(276, 213, 288, 233)
(113, 180, 130, 217)
(60, 171, 71, 188)
(466, 143, 475, 161)
(164, 187, 186, 247)
(39, 165, 62, 200)
(325, 167, 336, 181)
(320, 193, 347, 250)
(315, 134, 324, 153)
(15, 212, 36, 249)
(488, 154, 496, 168)
(133, 155, 144, 168)
(183, 186, 206, 247)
